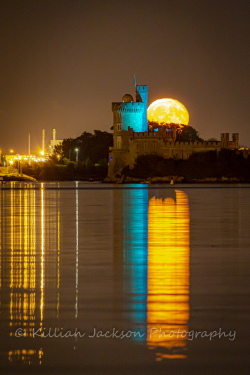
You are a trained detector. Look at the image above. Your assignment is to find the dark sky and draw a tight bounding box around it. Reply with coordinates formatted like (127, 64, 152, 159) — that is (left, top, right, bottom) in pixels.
(1, 0, 250, 153)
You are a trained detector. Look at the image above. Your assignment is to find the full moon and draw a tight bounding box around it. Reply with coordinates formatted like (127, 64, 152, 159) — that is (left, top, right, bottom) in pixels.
(147, 98, 189, 126)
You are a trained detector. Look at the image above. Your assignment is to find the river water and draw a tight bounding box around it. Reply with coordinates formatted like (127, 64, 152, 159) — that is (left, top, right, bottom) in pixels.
(0, 182, 249, 374)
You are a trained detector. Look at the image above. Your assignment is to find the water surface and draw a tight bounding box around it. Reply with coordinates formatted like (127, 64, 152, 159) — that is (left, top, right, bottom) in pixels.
(0, 182, 249, 374)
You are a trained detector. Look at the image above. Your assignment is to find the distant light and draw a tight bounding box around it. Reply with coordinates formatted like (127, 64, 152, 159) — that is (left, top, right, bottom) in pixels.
(41, 151, 44, 156)
(10, 149, 14, 153)
(75, 148, 78, 151)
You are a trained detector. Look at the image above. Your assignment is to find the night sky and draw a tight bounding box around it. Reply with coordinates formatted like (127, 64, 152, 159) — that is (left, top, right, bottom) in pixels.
(1, 0, 250, 154)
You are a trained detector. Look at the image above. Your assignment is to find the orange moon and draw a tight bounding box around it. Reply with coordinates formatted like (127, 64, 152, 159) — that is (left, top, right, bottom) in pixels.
(147, 98, 189, 126)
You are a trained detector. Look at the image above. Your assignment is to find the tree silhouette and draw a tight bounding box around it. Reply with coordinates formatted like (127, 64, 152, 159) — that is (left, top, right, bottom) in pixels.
(148, 121, 203, 141)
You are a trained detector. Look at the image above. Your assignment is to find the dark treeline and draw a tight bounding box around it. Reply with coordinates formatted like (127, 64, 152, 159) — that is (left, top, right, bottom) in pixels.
(22, 161, 109, 181)
(22, 130, 113, 180)
(54, 130, 113, 164)
(122, 150, 250, 181)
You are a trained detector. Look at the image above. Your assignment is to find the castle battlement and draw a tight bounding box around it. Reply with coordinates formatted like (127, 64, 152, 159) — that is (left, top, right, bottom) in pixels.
(112, 102, 144, 107)
(133, 132, 161, 139)
(136, 85, 148, 91)
(113, 102, 144, 113)
(119, 105, 144, 114)
(163, 140, 220, 147)
(118, 109, 143, 113)
(128, 128, 176, 142)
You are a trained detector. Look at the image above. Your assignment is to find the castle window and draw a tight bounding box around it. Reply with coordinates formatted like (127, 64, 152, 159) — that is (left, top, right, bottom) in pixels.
(136, 143, 139, 150)
(117, 123, 121, 131)
(117, 136, 122, 149)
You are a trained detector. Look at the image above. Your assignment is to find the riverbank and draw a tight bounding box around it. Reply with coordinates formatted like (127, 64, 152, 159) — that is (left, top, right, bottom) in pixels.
(1, 173, 245, 184)
(0, 173, 37, 182)
(104, 176, 245, 184)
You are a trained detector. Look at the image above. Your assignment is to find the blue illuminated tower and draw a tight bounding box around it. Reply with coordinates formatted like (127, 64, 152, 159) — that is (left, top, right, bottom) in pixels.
(112, 84, 148, 134)
(136, 85, 148, 132)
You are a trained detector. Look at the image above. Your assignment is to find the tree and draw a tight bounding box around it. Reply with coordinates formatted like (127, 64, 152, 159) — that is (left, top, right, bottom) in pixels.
(176, 126, 203, 142)
(148, 121, 203, 142)
(53, 143, 63, 155)
(58, 131, 113, 164)
(85, 157, 93, 169)
(207, 137, 218, 142)
(148, 121, 181, 132)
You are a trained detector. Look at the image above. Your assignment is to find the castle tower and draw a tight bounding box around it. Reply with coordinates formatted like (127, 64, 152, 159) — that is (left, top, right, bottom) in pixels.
(136, 85, 148, 132)
(232, 133, 239, 149)
(221, 133, 229, 149)
(111, 107, 122, 150)
(112, 91, 146, 136)
(109, 86, 148, 177)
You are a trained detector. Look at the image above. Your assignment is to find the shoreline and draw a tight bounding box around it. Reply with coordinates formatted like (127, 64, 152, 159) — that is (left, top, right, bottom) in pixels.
(1, 174, 250, 184)
(103, 176, 248, 184)
(0, 173, 37, 182)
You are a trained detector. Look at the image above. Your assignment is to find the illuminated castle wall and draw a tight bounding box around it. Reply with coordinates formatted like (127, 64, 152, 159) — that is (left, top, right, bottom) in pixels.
(108, 83, 239, 178)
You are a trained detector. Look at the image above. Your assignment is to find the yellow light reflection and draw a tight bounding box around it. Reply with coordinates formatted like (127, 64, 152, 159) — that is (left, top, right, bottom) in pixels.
(4, 182, 62, 365)
(75, 181, 79, 319)
(0, 188, 1, 292)
(147, 190, 190, 360)
(24, 190, 28, 289)
(40, 183, 44, 324)
(57, 184, 60, 318)
(10, 183, 14, 290)
(8, 349, 43, 365)
(9, 186, 36, 341)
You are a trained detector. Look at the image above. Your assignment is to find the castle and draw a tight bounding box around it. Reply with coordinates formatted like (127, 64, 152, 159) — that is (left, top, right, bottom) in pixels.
(108, 83, 239, 178)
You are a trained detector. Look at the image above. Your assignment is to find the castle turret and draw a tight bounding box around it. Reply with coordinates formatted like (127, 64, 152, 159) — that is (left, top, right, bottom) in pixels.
(232, 133, 239, 149)
(112, 90, 146, 133)
(136, 85, 148, 132)
(221, 133, 229, 149)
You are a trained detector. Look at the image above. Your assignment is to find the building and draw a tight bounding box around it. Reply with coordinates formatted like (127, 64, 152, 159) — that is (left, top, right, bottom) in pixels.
(5, 154, 37, 164)
(49, 129, 63, 155)
(108, 83, 239, 178)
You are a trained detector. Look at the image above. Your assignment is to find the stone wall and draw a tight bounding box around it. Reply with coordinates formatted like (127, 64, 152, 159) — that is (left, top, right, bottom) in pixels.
(108, 129, 239, 178)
